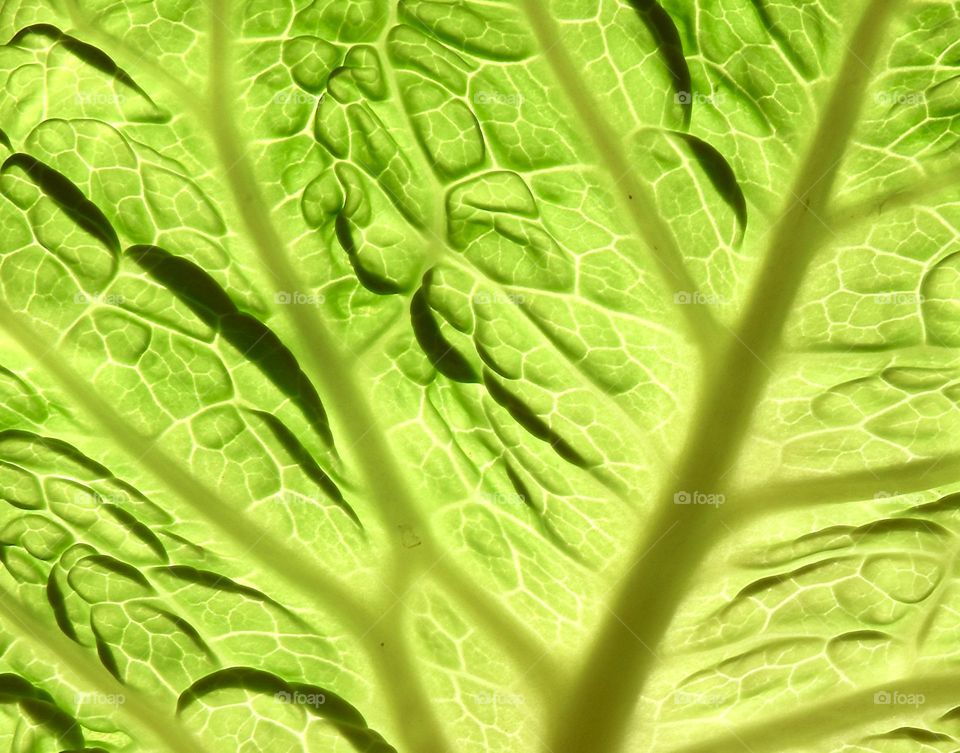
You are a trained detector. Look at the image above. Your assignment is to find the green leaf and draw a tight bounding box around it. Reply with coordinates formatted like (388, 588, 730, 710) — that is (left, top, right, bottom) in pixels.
(1, 1, 959, 752)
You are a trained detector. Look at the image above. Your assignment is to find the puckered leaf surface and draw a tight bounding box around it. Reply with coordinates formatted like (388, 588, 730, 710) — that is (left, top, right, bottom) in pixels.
(1, 1, 959, 752)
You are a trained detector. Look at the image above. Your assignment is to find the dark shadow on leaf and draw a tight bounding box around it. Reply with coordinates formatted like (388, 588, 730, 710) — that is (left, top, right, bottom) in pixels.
(127, 244, 335, 451)
(79, 554, 151, 588)
(335, 213, 404, 294)
(0, 675, 84, 748)
(178, 667, 398, 753)
(248, 409, 360, 527)
(746, 1, 815, 78)
(482, 370, 590, 468)
(104, 505, 169, 561)
(1, 154, 120, 254)
(867, 728, 954, 743)
(146, 606, 217, 661)
(625, 0, 692, 127)
(410, 270, 479, 383)
(7, 24, 165, 117)
(668, 132, 748, 245)
(46, 570, 79, 641)
(91, 623, 122, 681)
(504, 461, 586, 564)
(159, 565, 312, 629)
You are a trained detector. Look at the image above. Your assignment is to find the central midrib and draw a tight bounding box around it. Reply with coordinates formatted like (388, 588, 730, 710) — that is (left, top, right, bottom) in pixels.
(531, 1, 905, 752)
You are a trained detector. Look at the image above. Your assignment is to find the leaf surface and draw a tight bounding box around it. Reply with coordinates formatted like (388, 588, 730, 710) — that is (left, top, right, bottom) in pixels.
(1, 1, 959, 752)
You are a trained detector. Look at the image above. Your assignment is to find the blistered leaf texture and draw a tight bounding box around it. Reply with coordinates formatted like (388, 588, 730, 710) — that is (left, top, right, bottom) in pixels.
(0, 1, 959, 752)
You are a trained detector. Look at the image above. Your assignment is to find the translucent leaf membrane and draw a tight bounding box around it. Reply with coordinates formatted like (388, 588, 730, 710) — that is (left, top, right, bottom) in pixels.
(0, 1, 959, 753)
